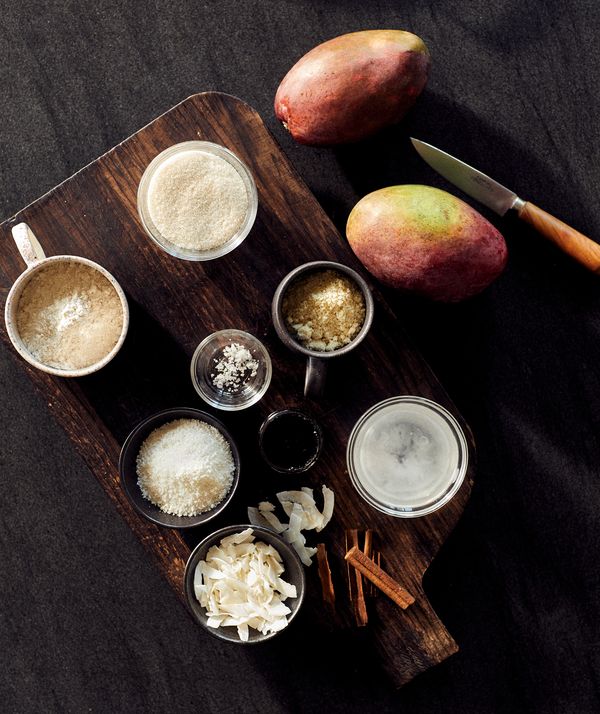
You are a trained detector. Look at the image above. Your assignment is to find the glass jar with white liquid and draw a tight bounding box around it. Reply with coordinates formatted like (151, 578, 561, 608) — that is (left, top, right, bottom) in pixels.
(346, 396, 469, 518)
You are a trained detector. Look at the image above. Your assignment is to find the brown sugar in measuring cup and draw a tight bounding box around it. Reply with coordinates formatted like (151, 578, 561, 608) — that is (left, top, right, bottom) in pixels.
(271, 261, 374, 398)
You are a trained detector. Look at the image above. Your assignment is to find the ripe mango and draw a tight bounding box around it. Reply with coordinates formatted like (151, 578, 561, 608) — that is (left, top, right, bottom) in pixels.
(346, 185, 508, 302)
(274, 30, 430, 146)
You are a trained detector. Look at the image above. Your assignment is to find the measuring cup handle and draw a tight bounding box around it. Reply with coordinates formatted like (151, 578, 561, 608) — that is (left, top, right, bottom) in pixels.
(304, 356, 327, 398)
(12, 223, 46, 267)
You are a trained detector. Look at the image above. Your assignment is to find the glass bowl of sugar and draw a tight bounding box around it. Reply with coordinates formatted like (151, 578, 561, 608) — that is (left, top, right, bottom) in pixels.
(137, 141, 258, 261)
(191, 329, 272, 411)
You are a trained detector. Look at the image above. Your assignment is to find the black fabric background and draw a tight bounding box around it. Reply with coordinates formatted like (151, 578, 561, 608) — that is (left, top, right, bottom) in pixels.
(1, 1, 599, 712)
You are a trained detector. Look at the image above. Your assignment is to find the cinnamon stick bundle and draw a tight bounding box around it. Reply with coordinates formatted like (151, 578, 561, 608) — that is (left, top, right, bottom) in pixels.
(345, 546, 415, 610)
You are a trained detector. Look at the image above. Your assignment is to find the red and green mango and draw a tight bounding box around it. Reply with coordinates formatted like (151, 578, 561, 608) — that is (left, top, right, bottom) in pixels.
(346, 185, 508, 302)
(274, 30, 431, 146)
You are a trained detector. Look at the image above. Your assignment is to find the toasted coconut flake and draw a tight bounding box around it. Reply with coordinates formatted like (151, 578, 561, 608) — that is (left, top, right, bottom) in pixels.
(318, 485, 335, 532)
(280, 500, 294, 518)
(220, 528, 254, 547)
(249, 485, 335, 566)
(247, 507, 272, 529)
(277, 490, 324, 531)
(260, 510, 287, 533)
(277, 578, 298, 599)
(288, 501, 305, 534)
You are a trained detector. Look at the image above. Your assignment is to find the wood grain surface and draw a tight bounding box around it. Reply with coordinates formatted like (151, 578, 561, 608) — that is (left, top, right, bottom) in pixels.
(0, 92, 473, 687)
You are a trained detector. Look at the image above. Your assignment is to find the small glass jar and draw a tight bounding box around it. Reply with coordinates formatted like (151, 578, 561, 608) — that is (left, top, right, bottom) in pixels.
(191, 329, 272, 411)
(137, 141, 258, 261)
(259, 409, 323, 473)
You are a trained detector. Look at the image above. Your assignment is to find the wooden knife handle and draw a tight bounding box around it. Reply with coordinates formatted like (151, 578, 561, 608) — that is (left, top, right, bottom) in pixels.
(518, 201, 600, 273)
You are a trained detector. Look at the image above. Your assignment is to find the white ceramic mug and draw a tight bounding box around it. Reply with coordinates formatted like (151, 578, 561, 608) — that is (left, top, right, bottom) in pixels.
(4, 223, 129, 377)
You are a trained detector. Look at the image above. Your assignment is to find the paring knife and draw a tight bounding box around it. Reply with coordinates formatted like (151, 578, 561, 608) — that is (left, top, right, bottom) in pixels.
(411, 138, 600, 273)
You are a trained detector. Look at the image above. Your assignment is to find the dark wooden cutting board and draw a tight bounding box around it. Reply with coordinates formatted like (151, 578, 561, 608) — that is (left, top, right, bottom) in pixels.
(0, 92, 474, 687)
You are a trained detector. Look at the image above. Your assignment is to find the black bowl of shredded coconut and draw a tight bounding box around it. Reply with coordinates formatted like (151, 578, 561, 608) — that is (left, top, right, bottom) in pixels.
(190, 329, 272, 411)
(119, 407, 241, 528)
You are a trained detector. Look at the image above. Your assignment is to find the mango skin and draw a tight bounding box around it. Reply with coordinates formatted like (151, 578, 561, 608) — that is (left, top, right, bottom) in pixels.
(346, 185, 508, 302)
(274, 30, 430, 146)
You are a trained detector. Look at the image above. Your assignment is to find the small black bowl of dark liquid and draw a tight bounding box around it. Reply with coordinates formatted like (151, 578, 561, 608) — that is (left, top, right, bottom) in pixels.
(259, 409, 323, 473)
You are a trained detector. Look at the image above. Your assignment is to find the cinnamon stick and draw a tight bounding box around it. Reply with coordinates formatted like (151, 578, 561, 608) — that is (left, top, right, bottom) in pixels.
(345, 529, 368, 626)
(363, 529, 373, 558)
(373, 551, 381, 597)
(345, 546, 415, 610)
(316, 543, 335, 608)
(344, 531, 355, 603)
(363, 530, 374, 597)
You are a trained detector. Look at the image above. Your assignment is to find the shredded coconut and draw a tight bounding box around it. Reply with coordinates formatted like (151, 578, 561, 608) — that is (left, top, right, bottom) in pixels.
(147, 150, 249, 251)
(16, 261, 124, 370)
(283, 270, 366, 352)
(211, 342, 259, 392)
(136, 418, 235, 517)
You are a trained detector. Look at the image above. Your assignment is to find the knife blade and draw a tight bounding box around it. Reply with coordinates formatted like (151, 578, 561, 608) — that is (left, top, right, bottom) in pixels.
(411, 137, 600, 274)
(410, 138, 523, 216)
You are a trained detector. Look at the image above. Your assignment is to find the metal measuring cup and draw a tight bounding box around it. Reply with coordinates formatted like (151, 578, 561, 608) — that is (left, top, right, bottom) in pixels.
(271, 260, 374, 398)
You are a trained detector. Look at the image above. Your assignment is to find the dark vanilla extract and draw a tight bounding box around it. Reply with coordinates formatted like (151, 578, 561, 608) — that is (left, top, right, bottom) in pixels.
(260, 410, 322, 473)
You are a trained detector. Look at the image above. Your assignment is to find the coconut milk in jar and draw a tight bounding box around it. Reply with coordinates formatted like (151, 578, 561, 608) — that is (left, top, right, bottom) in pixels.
(346, 396, 468, 518)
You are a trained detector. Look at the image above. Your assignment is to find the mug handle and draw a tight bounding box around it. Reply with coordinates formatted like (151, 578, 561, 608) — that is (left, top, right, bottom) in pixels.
(304, 356, 327, 398)
(12, 223, 46, 267)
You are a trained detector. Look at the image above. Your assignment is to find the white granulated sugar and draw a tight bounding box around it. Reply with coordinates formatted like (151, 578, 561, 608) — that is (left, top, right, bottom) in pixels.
(136, 418, 235, 517)
(147, 151, 249, 251)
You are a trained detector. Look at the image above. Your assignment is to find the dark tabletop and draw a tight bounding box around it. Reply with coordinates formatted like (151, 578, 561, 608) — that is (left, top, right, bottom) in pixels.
(1, 1, 599, 712)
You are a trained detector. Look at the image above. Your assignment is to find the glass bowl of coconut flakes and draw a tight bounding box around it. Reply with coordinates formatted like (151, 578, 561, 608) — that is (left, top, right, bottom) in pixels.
(137, 141, 258, 261)
(191, 329, 272, 411)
